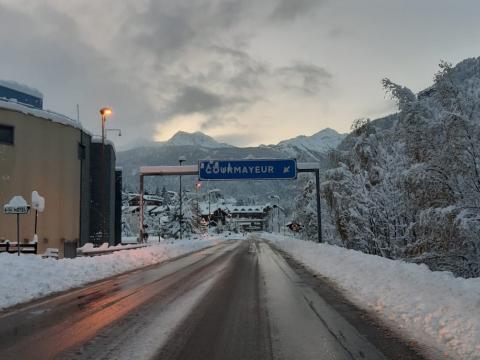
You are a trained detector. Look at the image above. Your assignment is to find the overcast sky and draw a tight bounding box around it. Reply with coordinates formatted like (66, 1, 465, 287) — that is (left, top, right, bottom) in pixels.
(1, 0, 479, 147)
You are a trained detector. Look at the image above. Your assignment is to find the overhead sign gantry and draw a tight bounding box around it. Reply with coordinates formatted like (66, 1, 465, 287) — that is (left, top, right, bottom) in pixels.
(138, 160, 322, 243)
(198, 159, 297, 180)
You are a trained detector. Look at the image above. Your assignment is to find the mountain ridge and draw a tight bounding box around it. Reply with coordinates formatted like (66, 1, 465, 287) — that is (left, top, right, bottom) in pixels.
(119, 128, 346, 153)
(116, 127, 347, 196)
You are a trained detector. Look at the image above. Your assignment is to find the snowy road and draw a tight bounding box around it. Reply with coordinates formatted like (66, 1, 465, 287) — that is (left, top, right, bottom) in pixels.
(0, 238, 425, 360)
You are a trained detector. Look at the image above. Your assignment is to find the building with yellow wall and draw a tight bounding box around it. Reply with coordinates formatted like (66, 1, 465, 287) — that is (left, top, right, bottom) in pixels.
(0, 88, 119, 257)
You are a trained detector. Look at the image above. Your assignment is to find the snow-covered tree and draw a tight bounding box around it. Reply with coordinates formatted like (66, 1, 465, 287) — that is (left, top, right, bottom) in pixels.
(324, 57, 480, 277)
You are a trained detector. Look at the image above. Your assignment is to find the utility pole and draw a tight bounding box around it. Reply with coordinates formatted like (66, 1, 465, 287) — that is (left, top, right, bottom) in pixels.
(315, 169, 322, 243)
(297, 164, 323, 243)
(178, 156, 186, 239)
(139, 174, 144, 242)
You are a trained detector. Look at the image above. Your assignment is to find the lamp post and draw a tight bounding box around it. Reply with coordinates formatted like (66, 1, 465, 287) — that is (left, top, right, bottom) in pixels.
(270, 195, 280, 233)
(99, 107, 112, 245)
(31, 191, 45, 243)
(178, 156, 186, 239)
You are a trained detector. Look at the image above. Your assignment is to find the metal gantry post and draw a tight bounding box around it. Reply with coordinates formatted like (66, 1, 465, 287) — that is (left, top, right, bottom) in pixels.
(179, 174, 182, 240)
(208, 192, 211, 230)
(315, 169, 322, 243)
(298, 165, 323, 243)
(139, 174, 144, 242)
(17, 214, 20, 256)
(277, 198, 280, 233)
(178, 156, 186, 240)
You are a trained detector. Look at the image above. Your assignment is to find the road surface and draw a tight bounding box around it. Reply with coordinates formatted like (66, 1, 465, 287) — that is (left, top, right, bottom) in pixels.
(0, 238, 427, 360)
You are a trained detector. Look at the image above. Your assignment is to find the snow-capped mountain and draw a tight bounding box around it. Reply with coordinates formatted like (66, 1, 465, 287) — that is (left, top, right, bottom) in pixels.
(269, 128, 346, 161)
(117, 128, 345, 199)
(164, 131, 232, 148)
(118, 131, 232, 151)
(276, 128, 346, 153)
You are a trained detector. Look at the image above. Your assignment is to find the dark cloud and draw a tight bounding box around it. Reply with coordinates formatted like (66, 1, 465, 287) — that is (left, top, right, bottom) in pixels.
(215, 132, 264, 147)
(200, 115, 240, 131)
(0, 1, 333, 146)
(270, 0, 324, 22)
(0, 4, 158, 137)
(163, 86, 250, 118)
(328, 26, 345, 38)
(209, 46, 269, 91)
(276, 63, 332, 95)
(124, 0, 252, 62)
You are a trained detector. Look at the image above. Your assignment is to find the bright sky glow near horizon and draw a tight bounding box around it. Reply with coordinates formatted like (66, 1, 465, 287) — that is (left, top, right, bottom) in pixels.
(0, 0, 479, 147)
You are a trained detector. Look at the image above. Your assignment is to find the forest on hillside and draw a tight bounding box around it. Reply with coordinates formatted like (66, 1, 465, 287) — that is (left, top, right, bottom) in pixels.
(296, 58, 480, 278)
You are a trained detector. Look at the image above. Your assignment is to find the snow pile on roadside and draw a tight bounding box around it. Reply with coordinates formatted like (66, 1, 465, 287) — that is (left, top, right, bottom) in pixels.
(263, 233, 480, 360)
(77, 242, 147, 255)
(0, 238, 224, 311)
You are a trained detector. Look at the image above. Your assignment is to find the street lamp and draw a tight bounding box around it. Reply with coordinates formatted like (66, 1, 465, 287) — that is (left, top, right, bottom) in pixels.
(100, 107, 113, 144)
(99, 107, 112, 245)
(270, 195, 280, 233)
(207, 189, 221, 231)
(178, 155, 186, 239)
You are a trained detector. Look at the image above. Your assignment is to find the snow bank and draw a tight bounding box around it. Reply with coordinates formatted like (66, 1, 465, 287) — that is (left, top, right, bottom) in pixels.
(0, 238, 224, 311)
(263, 233, 480, 360)
(77, 242, 148, 256)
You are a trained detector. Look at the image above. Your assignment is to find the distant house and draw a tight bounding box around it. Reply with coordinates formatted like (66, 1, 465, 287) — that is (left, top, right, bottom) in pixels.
(199, 202, 271, 231)
(128, 194, 163, 207)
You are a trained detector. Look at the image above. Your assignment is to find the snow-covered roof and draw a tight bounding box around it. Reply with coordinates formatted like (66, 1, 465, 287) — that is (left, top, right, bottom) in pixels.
(229, 217, 267, 223)
(4, 195, 28, 207)
(91, 136, 115, 149)
(0, 98, 90, 134)
(225, 205, 269, 213)
(139, 194, 161, 201)
(0, 80, 43, 98)
(151, 205, 168, 214)
(198, 202, 269, 216)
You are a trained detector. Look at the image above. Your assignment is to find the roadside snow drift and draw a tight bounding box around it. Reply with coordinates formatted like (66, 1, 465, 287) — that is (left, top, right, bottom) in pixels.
(263, 233, 480, 360)
(0, 238, 224, 311)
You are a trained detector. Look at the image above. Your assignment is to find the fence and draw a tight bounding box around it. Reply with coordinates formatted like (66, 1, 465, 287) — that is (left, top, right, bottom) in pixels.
(0, 242, 38, 254)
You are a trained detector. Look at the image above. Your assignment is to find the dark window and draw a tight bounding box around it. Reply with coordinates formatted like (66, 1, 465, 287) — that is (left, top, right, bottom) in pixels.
(0, 124, 14, 145)
(78, 143, 86, 159)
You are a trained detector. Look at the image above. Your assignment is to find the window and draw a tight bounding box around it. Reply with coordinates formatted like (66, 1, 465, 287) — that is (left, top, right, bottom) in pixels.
(0, 124, 14, 145)
(78, 143, 86, 160)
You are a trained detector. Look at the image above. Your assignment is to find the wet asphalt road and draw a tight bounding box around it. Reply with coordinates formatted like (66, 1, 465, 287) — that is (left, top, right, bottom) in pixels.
(0, 238, 427, 360)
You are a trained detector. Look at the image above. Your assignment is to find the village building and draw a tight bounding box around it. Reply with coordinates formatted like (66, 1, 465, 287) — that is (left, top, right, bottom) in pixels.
(0, 82, 121, 257)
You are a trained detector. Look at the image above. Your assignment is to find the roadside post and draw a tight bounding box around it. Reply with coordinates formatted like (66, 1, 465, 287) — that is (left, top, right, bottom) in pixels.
(3, 196, 31, 256)
(31, 191, 45, 243)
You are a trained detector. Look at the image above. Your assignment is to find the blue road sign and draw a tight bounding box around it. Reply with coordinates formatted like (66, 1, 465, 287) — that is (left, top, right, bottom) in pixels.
(198, 159, 297, 181)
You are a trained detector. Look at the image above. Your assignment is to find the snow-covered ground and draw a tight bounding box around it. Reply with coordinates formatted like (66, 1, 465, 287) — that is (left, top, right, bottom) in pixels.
(0, 237, 227, 311)
(263, 233, 480, 360)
